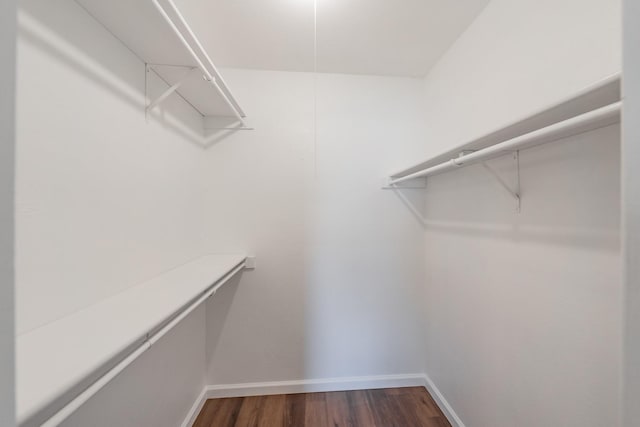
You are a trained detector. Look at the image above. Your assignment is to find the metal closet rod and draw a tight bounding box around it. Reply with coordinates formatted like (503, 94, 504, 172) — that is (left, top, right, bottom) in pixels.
(151, 0, 248, 128)
(388, 101, 622, 186)
(39, 261, 247, 427)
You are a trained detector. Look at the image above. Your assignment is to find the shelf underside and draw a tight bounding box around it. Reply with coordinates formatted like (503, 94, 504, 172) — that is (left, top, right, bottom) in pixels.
(391, 75, 621, 179)
(76, 0, 242, 118)
(17, 254, 246, 427)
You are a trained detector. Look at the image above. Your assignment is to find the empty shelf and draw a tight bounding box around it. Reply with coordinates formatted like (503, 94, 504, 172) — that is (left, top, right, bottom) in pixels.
(16, 253, 247, 426)
(75, 0, 246, 122)
(389, 74, 621, 183)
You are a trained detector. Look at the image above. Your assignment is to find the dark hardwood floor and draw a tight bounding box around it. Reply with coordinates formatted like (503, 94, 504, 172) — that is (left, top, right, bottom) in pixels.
(193, 387, 452, 427)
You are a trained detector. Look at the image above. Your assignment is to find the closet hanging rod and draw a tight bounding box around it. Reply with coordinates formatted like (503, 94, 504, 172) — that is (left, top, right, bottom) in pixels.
(151, 0, 247, 127)
(388, 101, 621, 186)
(160, 0, 245, 117)
(38, 261, 246, 427)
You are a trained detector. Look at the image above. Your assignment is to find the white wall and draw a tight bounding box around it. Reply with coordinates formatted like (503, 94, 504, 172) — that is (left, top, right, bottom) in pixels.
(61, 307, 206, 427)
(15, 0, 210, 424)
(421, 0, 621, 159)
(15, 1, 431, 422)
(14, 0, 626, 425)
(623, 0, 640, 424)
(202, 69, 428, 385)
(417, 0, 622, 426)
(15, 0, 208, 335)
(0, 0, 16, 425)
(424, 128, 621, 427)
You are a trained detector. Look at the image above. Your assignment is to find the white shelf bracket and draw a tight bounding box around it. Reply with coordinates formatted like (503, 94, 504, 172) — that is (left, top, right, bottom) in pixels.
(244, 256, 256, 270)
(480, 151, 521, 213)
(145, 64, 199, 119)
(382, 177, 427, 190)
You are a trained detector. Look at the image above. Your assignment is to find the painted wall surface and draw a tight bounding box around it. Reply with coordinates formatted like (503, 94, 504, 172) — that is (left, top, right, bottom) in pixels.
(15, 0, 208, 335)
(203, 69, 428, 384)
(15, 1, 431, 422)
(0, 0, 16, 425)
(417, 0, 622, 426)
(623, 0, 640, 424)
(421, 0, 621, 160)
(423, 128, 621, 427)
(61, 307, 206, 427)
(15, 0, 209, 424)
(14, 0, 626, 425)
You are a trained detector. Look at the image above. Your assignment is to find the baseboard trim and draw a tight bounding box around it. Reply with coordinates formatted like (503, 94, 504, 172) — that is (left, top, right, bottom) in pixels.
(423, 374, 466, 427)
(181, 373, 464, 427)
(180, 387, 208, 427)
(205, 373, 426, 399)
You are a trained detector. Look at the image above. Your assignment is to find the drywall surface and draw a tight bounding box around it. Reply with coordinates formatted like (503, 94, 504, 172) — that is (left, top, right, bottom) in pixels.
(423, 127, 621, 427)
(15, 0, 209, 424)
(15, 0, 208, 335)
(421, 0, 621, 159)
(623, 0, 640, 424)
(0, 0, 16, 425)
(203, 69, 428, 384)
(60, 307, 206, 427)
(417, 0, 622, 426)
(173, 0, 490, 77)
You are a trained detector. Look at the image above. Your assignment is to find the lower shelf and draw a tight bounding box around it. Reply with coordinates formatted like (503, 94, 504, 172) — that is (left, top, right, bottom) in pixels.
(16, 253, 246, 426)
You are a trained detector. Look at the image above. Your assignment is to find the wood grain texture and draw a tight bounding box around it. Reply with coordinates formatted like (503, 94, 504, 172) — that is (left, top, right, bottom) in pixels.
(193, 387, 451, 427)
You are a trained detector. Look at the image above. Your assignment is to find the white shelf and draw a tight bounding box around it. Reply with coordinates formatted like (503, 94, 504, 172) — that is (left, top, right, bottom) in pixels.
(16, 254, 246, 426)
(75, 0, 247, 126)
(390, 74, 621, 182)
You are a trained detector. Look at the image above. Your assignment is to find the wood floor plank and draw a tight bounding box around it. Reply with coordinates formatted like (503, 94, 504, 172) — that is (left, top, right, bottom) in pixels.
(366, 388, 407, 427)
(385, 388, 428, 427)
(235, 396, 264, 426)
(396, 389, 437, 422)
(194, 387, 451, 427)
(428, 418, 454, 427)
(304, 392, 329, 427)
(284, 393, 306, 426)
(192, 399, 217, 427)
(195, 397, 244, 427)
(215, 397, 244, 426)
(257, 394, 286, 427)
(384, 387, 413, 396)
(391, 393, 435, 427)
(345, 389, 378, 427)
(325, 391, 357, 427)
(408, 387, 448, 420)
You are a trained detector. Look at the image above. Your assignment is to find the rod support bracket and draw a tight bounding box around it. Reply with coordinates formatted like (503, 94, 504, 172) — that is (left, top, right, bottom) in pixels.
(145, 64, 199, 117)
(481, 150, 521, 213)
(382, 177, 427, 190)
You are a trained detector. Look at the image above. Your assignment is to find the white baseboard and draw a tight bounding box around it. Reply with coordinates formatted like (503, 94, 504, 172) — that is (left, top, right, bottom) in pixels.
(180, 387, 208, 427)
(181, 373, 464, 427)
(204, 373, 427, 399)
(423, 374, 466, 427)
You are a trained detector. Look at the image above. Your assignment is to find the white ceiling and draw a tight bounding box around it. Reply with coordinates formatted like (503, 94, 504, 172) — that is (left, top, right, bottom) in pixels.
(174, 0, 490, 77)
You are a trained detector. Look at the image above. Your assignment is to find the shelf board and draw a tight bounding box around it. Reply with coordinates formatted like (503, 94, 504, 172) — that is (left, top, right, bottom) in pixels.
(391, 74, 621, 179)
(75, 0, 245, 119)
(16, 253, 246, 426)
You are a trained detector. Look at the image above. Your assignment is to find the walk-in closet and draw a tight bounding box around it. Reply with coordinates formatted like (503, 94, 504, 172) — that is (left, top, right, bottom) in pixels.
(1, 0, 639, 426)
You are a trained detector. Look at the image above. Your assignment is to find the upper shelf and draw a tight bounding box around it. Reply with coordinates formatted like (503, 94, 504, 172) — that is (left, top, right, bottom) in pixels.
(16, 254, 247, 427)
(75, 0, 246, 124)
(389, 74, 621, 182)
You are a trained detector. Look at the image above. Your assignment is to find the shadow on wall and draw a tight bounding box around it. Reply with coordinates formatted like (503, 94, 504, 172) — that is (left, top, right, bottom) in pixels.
(60, 305, 209, 427)
(419, 124, 620, 252)
(18, 0, 236, 149)
(391, 187, 429, 229)
(205, 273, 242, 368)
(419, 125, 622, 427)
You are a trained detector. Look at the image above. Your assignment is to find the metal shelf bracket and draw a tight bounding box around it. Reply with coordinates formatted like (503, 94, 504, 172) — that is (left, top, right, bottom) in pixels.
(145, 64, 199, 118)
(382, 178, 427, 190)
(480, 151, 521, 213)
